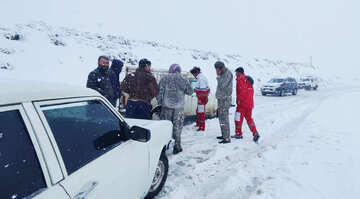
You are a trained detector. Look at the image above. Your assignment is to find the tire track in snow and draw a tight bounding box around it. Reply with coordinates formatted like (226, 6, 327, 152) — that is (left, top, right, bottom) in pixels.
(156, 87, 360, 199)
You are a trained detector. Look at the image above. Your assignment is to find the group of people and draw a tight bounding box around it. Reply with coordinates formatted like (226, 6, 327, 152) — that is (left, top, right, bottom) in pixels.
(86, 56, 260, 155)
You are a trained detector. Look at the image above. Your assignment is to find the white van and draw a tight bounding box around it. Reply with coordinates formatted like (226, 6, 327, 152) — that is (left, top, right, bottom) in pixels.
(298, 76, 319, 90)
(120, 66, 218, 119)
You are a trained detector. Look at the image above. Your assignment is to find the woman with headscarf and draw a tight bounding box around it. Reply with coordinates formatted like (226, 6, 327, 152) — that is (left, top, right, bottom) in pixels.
(157, 64, 193, 154)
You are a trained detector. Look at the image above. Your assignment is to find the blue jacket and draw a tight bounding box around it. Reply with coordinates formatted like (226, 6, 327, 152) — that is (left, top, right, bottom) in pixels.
(109, 59, 124, 99)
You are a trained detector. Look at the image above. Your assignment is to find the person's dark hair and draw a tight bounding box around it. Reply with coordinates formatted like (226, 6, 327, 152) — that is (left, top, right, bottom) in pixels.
(214, 61, 225, 69)
(139, 58, 151, 68)
(235, 67, 244, 74)
(190, 66, 201, 74)
(98, 55, 109, 62)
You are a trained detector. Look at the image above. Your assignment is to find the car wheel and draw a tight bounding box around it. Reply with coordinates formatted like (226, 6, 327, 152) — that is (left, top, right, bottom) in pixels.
(313, 85, 318, 90)
(145, 153, 169, 199)
(261, 92, 266, 96)
(305, 86, 311, 91)
(292, 88, 298, 95)
(280, 89, 285, 97)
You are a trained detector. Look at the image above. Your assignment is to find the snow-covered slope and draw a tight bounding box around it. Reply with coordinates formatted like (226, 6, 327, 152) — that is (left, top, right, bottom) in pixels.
(1, 10, 360, 199)
(0, 21, 323, 92)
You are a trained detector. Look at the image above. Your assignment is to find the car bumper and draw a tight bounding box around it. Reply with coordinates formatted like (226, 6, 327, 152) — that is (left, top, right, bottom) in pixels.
(261, 88, 281, 95)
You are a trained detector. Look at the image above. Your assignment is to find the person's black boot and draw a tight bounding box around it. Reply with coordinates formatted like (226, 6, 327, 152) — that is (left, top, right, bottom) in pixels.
(219, 139, 231, 144)
(216, 136, 224, 139)
(173, 145, 183, 155)
(253, 133, 260, 143)
(231, 134, 243, 139)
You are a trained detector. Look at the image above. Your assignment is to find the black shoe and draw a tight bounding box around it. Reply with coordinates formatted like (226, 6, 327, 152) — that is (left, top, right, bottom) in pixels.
(231, 134, 243, 139)
(173, 146, 183, 155)
(219, 139, 231, 144)
(216, 136, 224, 140)
(253, 133, 260, 143)
(196, 128, 204, 131)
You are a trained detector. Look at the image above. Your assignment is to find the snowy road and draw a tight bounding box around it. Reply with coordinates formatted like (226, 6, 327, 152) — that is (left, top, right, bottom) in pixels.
(157, 87, 360, 199)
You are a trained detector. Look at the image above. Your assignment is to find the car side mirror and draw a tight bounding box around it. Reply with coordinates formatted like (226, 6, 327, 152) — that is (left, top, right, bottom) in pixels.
(130, 125, 151, 142)
(93, 130, 124, 150)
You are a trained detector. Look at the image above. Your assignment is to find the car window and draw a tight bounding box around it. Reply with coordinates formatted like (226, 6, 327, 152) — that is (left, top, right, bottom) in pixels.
(0, 110, 47, 199)
(41, 100, 126, 175)
(268, 78, 284, 83)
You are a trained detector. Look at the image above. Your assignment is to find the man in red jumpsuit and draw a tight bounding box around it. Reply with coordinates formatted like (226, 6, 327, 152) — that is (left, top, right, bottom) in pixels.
(233, 67, 260, 142)
(190, 66, 209, 131)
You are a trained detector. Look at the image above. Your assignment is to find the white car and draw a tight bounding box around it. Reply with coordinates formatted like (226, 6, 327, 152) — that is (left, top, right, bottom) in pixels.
(298, 76, 319, 90)
(0, 79, 172, 199)
(120, 66, 218, 119)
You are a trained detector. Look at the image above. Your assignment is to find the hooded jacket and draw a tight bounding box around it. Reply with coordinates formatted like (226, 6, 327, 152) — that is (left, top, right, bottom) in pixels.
(236, 73, 254, 108)
(109, 59, 123, 99)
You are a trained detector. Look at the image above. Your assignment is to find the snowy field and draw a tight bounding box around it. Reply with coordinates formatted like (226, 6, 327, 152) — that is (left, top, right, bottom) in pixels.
(1, 1, 359, 198)
(1, 19, 359, 198)
(158, 88, 360, 199)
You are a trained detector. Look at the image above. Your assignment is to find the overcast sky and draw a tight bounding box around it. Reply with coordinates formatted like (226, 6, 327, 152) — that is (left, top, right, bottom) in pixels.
(1, 0, 359, 77)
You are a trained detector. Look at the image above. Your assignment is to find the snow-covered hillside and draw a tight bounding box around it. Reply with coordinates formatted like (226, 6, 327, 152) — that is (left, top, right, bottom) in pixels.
(1, 10, 360, 199)
(0, 21, 324, 92)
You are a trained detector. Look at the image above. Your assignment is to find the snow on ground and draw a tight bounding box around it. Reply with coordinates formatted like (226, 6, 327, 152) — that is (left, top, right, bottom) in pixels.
(1, 11, 360, 199)
(157, 88, 360, 199)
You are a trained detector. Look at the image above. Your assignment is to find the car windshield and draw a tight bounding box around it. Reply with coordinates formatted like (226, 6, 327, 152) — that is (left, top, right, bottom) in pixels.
(268, 78, 284, 83)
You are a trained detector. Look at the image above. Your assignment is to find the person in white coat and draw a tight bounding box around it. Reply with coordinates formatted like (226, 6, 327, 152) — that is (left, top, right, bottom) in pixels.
(190, 66, 210, 131)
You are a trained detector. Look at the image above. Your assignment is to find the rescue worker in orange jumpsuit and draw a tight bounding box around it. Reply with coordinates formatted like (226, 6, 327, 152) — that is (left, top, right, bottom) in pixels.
(190, 67, 209, 131)
(233, 67, 260, 142)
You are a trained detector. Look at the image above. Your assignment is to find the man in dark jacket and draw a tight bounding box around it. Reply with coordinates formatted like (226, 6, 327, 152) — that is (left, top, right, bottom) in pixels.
(120, 58, 159, 119)
(233, 67, 260, 142)
(109, 59, 124, 107)
(87, 55, 115, 106)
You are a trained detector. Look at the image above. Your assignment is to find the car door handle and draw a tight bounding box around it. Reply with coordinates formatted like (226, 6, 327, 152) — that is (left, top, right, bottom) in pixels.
(74, 181, 99, 199)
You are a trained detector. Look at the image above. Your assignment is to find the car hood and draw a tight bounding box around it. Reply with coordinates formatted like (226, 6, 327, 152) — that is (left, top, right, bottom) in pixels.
(125, 118, 154, 127)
